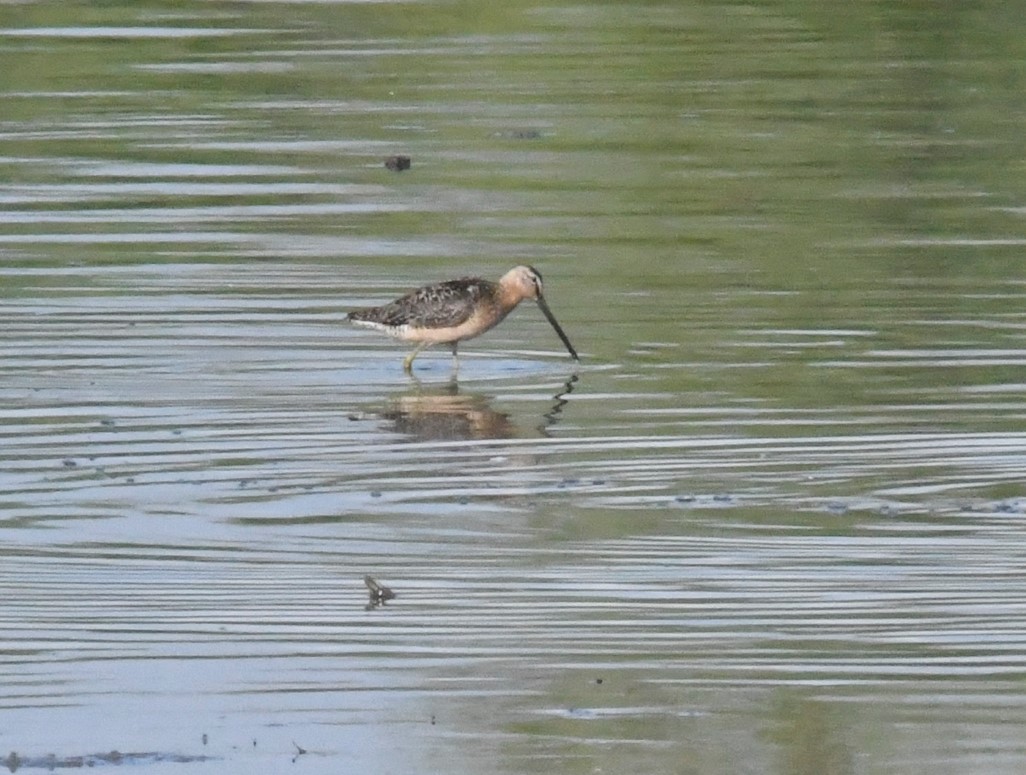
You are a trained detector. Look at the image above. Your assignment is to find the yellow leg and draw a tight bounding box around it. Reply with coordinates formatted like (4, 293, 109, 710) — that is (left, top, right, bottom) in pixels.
(404, 342, 428, 373)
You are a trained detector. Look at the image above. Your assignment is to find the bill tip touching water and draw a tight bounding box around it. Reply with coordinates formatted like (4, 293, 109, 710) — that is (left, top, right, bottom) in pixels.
(346, 265, 579, 372)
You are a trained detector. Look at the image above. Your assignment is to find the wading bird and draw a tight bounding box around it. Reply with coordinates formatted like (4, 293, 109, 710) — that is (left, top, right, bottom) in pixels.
(347, 265, 579, 372)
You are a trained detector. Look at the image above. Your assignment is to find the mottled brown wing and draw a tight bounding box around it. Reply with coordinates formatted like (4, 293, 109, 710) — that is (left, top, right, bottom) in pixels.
(354, 278, 493, 329)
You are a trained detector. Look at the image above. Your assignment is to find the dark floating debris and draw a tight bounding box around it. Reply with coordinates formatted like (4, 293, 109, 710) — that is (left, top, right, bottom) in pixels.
(384, 154, 411, 171)
(495, 128, 543, 139)
(364, 575, 396, 610)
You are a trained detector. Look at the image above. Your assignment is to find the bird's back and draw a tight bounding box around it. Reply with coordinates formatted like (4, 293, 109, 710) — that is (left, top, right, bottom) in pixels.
(348, 277, 496, 332)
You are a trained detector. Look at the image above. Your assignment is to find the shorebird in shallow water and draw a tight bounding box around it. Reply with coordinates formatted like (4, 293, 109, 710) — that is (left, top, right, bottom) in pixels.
(346, 265, 579, 372)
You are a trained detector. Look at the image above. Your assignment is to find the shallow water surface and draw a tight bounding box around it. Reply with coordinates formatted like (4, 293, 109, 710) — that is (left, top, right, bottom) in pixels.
(3, 1, 1026, 773)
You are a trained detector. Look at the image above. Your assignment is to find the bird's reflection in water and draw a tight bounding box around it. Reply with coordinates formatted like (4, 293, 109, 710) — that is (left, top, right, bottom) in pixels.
(377, 373, 578, 442)
(381, 378, 515, 441)
(540, 373, 577, 431)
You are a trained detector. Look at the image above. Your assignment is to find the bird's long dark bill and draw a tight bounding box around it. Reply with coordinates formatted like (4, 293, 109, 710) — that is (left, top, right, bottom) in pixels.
(537, 296, 580, 361)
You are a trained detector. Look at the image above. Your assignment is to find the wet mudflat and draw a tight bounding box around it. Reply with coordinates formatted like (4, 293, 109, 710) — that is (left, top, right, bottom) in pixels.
(3, 1, 1026, 773)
